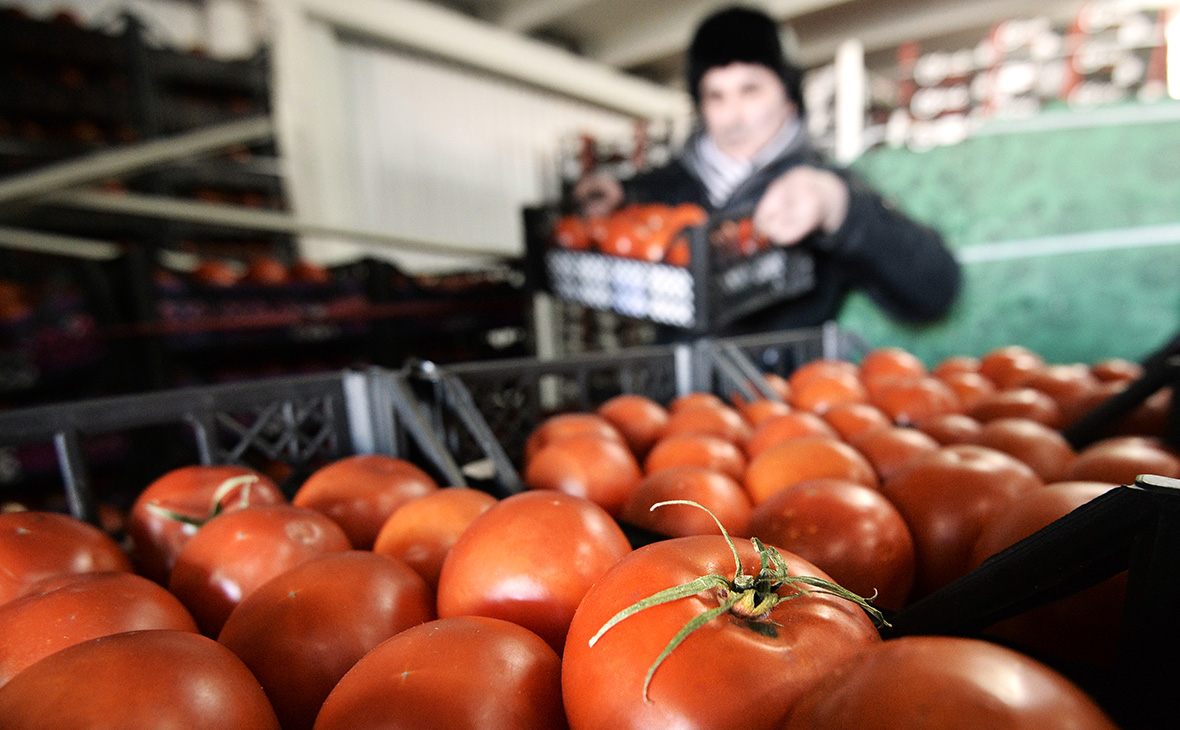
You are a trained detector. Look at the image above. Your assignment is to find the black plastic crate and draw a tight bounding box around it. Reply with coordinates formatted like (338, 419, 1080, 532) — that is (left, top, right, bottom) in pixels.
(0, 368, 467, 524)
(525, 207, 816, 334)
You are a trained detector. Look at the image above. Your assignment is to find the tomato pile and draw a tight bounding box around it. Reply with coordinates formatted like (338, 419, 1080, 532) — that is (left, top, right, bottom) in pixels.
(1, 343, 1170, 728)
(550, 203, 770, 266)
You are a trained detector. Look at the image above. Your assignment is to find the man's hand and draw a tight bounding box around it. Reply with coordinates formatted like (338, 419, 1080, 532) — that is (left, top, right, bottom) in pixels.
(753, 167, 850, 245)
(572, 173, 624, 219)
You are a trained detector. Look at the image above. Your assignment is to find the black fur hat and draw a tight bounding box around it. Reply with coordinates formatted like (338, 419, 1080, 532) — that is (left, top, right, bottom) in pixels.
(686, 6, 804, 113)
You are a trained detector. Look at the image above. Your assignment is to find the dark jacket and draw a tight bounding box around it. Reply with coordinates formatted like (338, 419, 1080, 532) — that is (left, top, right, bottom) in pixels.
(623, 131, 961, 336)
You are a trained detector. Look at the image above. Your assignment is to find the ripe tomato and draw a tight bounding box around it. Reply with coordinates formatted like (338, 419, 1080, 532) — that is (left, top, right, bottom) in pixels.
(745, 411, 838, 459)
(880, 445, 1042, 599)
(935, 370, 996, 410)
(1090, 357, 1143, 383)
(372, 487, 498, 590)
(858, 347, 926, 384)
(0, 572, 197, 688)
(562, 535, 881, 730)
(127, 464, 284, 584)
(787, 358, 859, 393)
(788, 364, 868, 414)
(661, 404, 751, 444)
(0, 511, 132, 607)
(668, 392, 726, 413)
(436, 491, 631, 653)
(1023, 363, 1100, 409)
(914, 412, 983, 445)
(218, 551, 434, 730)
(978, 344, 1045, 389)
(240, 257, 288, 285)
(748, 478, 915, 611)
(523, 413, 625, 464)
(191, 259, 240, 287)
(288, 260, 333, 284)
(596, 394, 669, 457)
(524, 435, 642, 516)
(314, 616, 567, 730)
(931, 354, 980, 378)
(781, 636, 1119, 730)
(619, 466, 752, 538)
(968, 387, 1063, 428)
(0, 630, 280, 729)
(1062, 436, 1180, 484)
(868, 375, 961, 425)
(168, 504, 351, 636)
(820, 402, 892, 442)
(292, 454, 440, 549)
(736, 398, 793, 428)
(745, 435, 878, 504)
(976, 417, 1077, 483)
(851, 425, 940, 482)
(970, 482, 1123, 668)
(552, 215, 591, 250)
(643, 433, 747, 481)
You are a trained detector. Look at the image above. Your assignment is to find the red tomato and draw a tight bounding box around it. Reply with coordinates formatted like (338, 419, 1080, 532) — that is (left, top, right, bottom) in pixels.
(745, 411, 839, 459)
(745, 435, 878, 504)
(314, 616, 567, 730)
(1063, 436, 1180, 484)
(661, 404, 752, 444)
(868, 375, 961, 425)
(970, 482, 1123, 667)
(748, 478, 915, 611)
(820, 402, 892, 442)
(935, 370, 996, 410)
(668, 392, 726, 413)
(978, 345, 1045, 389)
(914, 412, 983, 445)
(644, 433, 747, 481)
(976, 417, 1077, 483)
(436, 491, 631, 653)
(523, 435, 642, 516)
(168, 504, 351, 636)
(0, 572, 197, 688)
(968, 387, 1063, 428)
(1090, 357, 1143, 383)
(619, 466, 753, 538)
(781, 635, 1119, 730)
(240, 257, 288, 285)
(1023, 363, 1100, 409)
(880, 445, 1042, 599)
(0, 511, 132, 607)
(292, 454, 440, 549)
(523, 413, 625, 464)
(0, 630, 280, 729)
(218, 551, 434, 730)
(552, 215, 591, 250)
(737, 398, 793, 428)
(191, 259, 240, 287)
(288, 260, 333, 284)
(596, 394, 669, 458)
(128, 464, 284, 584)
(932, 354, 980, 377)
(851, 425, 940, 482)
(858, 347, 926, 384)
(562, 535, 881, 730)
(371, 487, 498, 591)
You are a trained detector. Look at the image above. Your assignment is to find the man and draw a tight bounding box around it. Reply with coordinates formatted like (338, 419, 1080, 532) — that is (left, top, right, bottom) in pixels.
(574, 6, 960, 334)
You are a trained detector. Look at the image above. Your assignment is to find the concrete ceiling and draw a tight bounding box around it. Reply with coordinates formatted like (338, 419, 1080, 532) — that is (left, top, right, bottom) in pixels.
(426, 0, 1086, 88)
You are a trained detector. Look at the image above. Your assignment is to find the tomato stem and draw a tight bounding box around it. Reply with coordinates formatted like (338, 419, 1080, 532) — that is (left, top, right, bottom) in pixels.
(143, 474, 260, 529)
(591, 500, 889, 703)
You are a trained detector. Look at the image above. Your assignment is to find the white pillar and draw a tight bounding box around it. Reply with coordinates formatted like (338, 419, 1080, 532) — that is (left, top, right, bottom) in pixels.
(834, 38, 866, 164)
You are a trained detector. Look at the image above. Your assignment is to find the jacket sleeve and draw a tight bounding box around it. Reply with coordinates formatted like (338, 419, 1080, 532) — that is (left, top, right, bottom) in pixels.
(621, 162, 709, 208)
(809, 168, 961, 323)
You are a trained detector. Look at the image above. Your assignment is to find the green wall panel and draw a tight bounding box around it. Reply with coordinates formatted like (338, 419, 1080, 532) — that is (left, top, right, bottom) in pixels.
(844, 103, 1180, 366)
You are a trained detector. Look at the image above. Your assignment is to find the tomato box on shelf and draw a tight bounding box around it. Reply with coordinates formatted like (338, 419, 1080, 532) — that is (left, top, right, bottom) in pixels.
(0, 369, 469, 524)
(525, 205, 817, 333)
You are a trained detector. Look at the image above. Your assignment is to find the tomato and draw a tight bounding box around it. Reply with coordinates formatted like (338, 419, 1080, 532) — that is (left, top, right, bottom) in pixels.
(523, 413, 625, 464)
(935, 371, 996, 410)
(0, 630, 279, 729)
(1063, 436, 1180, 484)
(191, 259, 240, 287)
(1023, 363, 1100, 409)
(619, 466, 752, 538)
(737, 398, 793, 428)
(858, 347, 926, 384)
(524, 435, 642, 516)
(241, 257, 288, 285)
(968, 387, 1063, 428)
(745, 435, 878, 504)
(562, 535, 881, 730)
(292, 454, 440, 549)
(0, 572, 197, 688)
(288, 260, 333, 284)
(745, 411, 838, 459)
(978, 345, 1045, 389)
(552, 215, 591, 250)
(668, 392, 726, 414)
(781, 635, 1119, 730)
(748, 478, 915, 611)
(314, 616, 567, 730)
(1090, 357, 1143, 383)
(932, 354, 980, 378)
(880, 445, 1042, 599)
(168, 504, 351, 636)
(436, 491, 631, 653)
(788, 364, 868, 413)
(0, 511, 132, 607)
(976, 417, 1076, 483)
(219, 551, 433, 730)
(914, 412, 983, 446)
(868, 375, 961, 425)
(596, 394, 669, 457)
(128, 464, 284, 584)
(661, 404, 752, 444)
(644, 433, 747, 480)
(372, 487, 498, 590)
(851, 425, 940, 482)
(970, 482, 1123, 668)
(820, 402, 892, 442)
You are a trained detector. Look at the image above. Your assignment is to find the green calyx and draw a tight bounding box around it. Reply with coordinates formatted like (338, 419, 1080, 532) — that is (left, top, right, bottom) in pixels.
(589, 499, 889, 702)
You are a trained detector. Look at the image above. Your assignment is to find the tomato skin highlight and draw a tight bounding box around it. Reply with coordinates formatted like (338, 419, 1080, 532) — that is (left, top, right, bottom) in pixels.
(0, 511, 132, 607)
(436, 491, 632, 654)
(314, 616, 568, 730)
(562, 535, 880, 730)
(0, 630, 281, 729)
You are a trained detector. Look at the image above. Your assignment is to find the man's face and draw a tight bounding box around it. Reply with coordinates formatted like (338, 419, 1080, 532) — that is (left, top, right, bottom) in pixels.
(698, 62, 796, 161)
